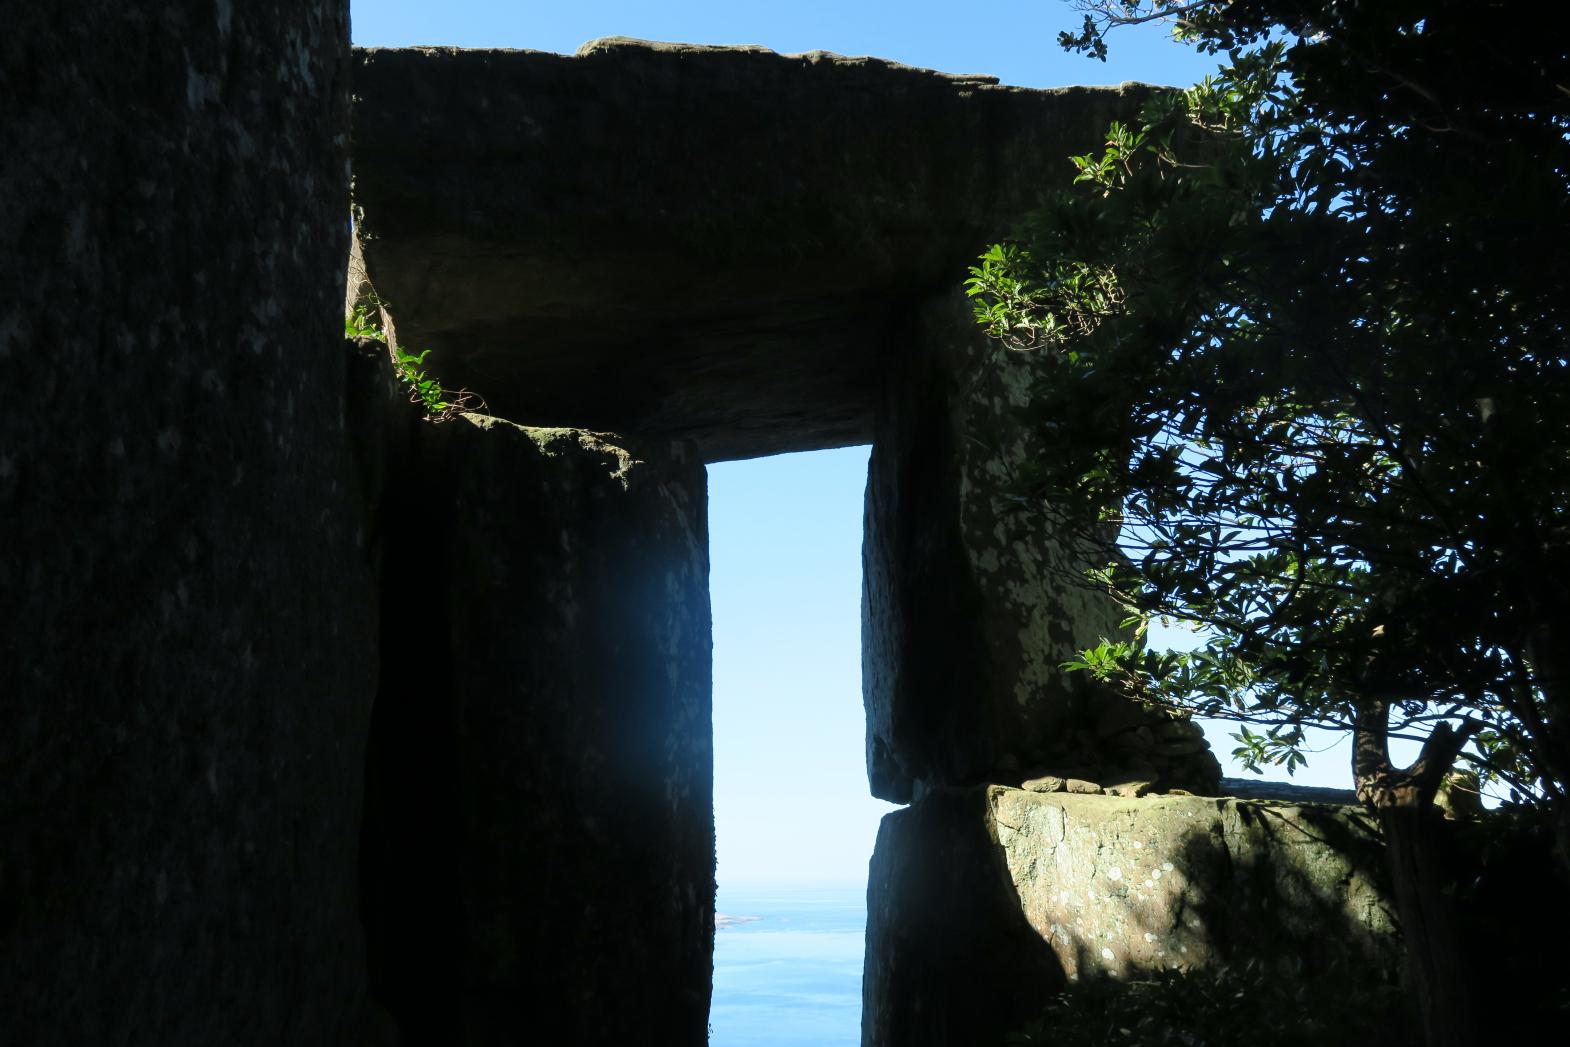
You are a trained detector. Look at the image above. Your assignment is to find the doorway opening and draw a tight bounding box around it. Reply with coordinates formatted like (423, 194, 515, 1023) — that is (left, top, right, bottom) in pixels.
(707, 446, 897, 1047)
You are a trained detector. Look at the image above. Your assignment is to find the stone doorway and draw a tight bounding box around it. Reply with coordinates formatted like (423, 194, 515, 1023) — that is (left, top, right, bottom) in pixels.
(707, 447, 889, 1044)
(351, 41, 1224, 1045)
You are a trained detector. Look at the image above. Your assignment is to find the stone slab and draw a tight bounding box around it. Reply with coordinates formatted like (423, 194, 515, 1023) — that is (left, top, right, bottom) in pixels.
(352, 40, 1152, 460)
(863, 786, 1401, 1045)
(361, 416, 714, 1044)
(989, 787, 1399, 981)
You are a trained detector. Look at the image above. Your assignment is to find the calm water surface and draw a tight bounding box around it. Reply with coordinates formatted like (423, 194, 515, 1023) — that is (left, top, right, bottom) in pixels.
(710, 883, 867, 1047)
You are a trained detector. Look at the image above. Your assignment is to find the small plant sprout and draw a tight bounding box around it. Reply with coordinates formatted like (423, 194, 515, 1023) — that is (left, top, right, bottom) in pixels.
(345, 292, 483, 421)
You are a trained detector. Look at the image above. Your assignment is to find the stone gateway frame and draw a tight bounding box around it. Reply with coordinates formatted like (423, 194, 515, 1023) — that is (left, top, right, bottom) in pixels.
(350, 40, 1385, 1046)
(4, 13, 1398, 1046)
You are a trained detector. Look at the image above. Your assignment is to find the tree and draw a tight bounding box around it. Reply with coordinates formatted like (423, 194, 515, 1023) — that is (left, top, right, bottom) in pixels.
(966, 3, 1570, 1043)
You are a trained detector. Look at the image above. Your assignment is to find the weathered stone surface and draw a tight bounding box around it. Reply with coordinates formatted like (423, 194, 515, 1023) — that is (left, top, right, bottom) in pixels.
(352, 40, 1152, 461)
(1101, 775, 1155, 798)
(864, 786, 1400, 1045)
(361, 416, 714, 1045)
(0, 4, 375, 1044)
(990, 787, 1400, 981)
(862, 291, 1222, 802)
(863, 789, 1066, 1047)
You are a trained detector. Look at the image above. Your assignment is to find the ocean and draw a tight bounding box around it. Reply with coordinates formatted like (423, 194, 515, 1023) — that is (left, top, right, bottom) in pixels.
(710, 883, 868, 1047)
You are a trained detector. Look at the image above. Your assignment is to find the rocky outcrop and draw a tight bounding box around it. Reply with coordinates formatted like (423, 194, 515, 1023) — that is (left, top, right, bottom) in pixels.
(352, 40, 1153, 461)
(0, 3, 374, 1044)
(865, 786, 1400, 1045)
(361, 416, 714, 1044)
(991, 788, 1398, 980)
(862, 291, 1223, 803)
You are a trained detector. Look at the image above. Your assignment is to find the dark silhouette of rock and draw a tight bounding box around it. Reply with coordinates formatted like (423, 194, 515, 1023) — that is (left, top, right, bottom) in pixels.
(864, 787, 1068, 1047)
(361, 417, 714, 1043)
(0, 2, 372, 1043)
(1220, 776, 1360, 806)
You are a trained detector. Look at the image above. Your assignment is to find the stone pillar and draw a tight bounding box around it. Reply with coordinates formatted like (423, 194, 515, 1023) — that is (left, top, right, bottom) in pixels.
(0, 4, 376, 1044)
(362, 417, 714, 1046)
(863, 290, 1222, 804)
(862, 789, 1067, 1047)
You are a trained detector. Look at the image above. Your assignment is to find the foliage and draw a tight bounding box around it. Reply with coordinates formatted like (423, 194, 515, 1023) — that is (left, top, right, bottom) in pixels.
(968, 0, 1570, 816)
(972, 6, 1569, 1040)
(344, 299, 384, 341)
(346, 296, 482, 421)
(391, 346, 467, 419)
(1005, 961, 1405, 1047)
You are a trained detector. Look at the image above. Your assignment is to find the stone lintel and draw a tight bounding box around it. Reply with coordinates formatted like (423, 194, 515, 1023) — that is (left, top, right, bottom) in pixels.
(352, 41, 1154, 461)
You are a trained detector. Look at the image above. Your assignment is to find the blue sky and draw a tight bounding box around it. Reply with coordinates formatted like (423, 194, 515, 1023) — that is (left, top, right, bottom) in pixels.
(348, 1, 1221, 89)
(350, 2, 1371, 885)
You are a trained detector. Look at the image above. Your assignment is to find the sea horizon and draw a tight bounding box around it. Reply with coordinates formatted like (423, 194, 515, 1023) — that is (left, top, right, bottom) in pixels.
(711, 882, 868, 1047)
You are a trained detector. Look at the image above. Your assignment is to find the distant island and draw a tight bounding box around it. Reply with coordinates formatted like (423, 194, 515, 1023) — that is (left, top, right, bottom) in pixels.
(715, 913, 763, 930)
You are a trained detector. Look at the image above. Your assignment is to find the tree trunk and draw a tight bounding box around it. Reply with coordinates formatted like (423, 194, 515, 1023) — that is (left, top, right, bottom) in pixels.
(1355, 705, 1477, 1047)
(1375, 792, 1476, 1047)
(1526, 625, 1570, 882)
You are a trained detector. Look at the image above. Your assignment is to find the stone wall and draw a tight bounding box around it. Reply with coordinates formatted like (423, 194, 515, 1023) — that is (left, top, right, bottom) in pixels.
(361, 416, 714, 1044)
(0, 3, 372, 1043)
